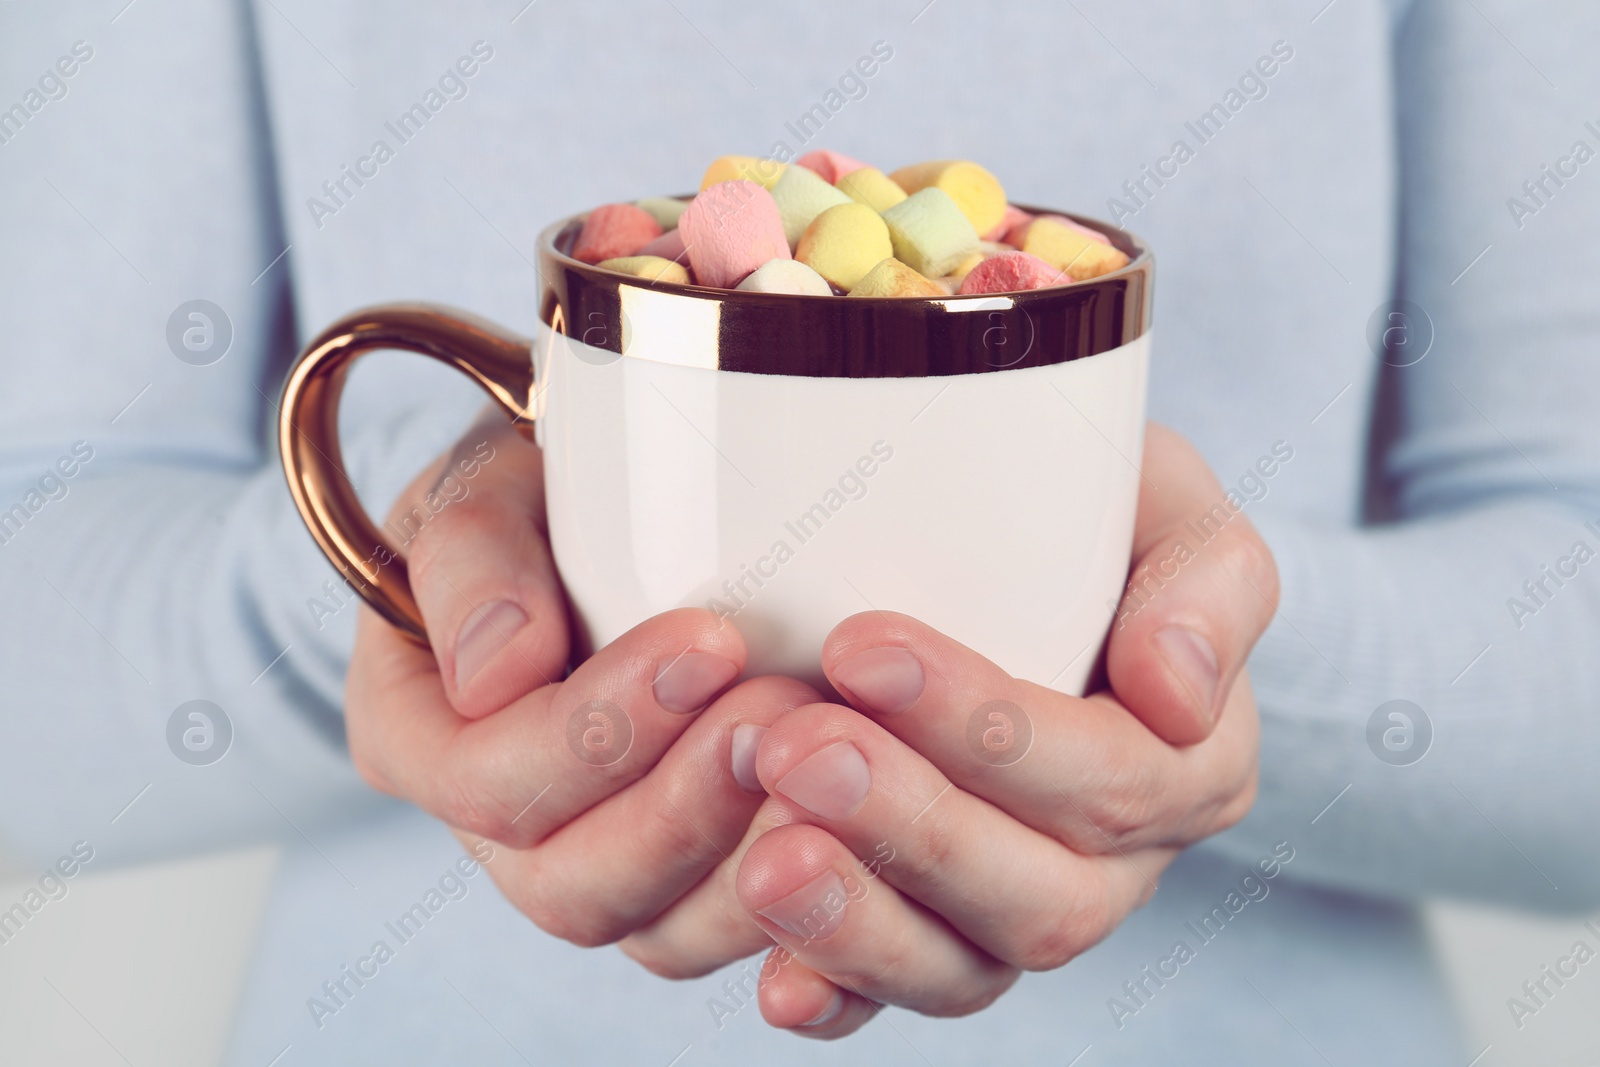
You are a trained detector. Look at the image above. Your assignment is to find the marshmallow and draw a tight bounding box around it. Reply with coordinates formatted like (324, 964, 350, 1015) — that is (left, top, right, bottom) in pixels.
(796, 202, 894, 290)
(880, 188, 980, 278)
(678, 180, 791, 289)
(836, 166, 908, 213)
(571, 203, 664, 264)
(983, 204, 1033, 242)
(635, 196, 689, 230)
(1008, 216, 1129, 280)
(596, 255, 691, 285)
(700, 155, 785, 191)
(1008, 213, 1112, 247)
(948, 250, 986, 285)
(736, 258, 833, 296)
(638, 227, 688, 263)
(957, 251, 1065, 295)
(848, 257, 944, 298)
(795, 149, 868, 184)
(771, 165, 854, 247)
(888, 160, 1007, 237)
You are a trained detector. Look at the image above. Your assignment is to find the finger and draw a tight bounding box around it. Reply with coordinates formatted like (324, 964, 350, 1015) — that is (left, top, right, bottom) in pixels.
(394, 414, 568, 720)
(756, 949, 878, 1038)
(480, 676, 818, 948)
(736, 823, 1019, 1015)
(822, 610, 1259, 852)
(346, 606, 744, 849)
(1106, 422, 1281, 743)
(754, 703, 1173, 971)
(620, 795, 794, 978)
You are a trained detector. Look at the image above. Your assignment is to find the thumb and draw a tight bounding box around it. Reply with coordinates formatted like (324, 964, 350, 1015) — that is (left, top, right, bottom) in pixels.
(1106, 423, 1280, 745)
(389, 413, 571, 719)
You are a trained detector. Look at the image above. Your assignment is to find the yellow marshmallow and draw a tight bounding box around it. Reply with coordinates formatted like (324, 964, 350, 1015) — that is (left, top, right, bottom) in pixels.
(888, 160, 1007, 237)
(595, 255, 691, 285)
(796, 203, 893, 290)
(700, 155, 786, 191)
(1015, 218, 1131, 280)
(836, 167, 907, 213)
(848, 257, 944, 298)
(771, 165, 854, 247)
(948, 250, 985, 284)
(880, 188, 979, 278)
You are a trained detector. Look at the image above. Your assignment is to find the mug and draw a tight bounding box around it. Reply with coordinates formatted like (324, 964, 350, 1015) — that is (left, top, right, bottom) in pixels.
(279, 204, 1152, 696)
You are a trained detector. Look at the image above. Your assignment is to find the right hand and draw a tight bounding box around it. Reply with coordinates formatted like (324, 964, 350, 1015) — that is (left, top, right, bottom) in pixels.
(344, 413, 818, 958)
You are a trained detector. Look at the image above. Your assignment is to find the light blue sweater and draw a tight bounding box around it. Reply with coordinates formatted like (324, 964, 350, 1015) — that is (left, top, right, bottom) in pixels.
(2, 0, 1598, 1062)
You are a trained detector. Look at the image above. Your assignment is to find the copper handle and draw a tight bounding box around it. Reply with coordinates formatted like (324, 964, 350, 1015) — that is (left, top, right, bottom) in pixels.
(278, 303, 534, 644)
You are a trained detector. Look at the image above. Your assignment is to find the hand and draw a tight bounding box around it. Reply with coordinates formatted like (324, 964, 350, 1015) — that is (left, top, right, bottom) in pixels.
(344, 414, 816, 955)
(732, 423, 1277, 1037)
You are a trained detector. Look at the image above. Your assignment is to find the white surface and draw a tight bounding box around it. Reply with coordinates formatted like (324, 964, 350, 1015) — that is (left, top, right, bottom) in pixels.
(1427, 900, 1600, 1066)
(0, 846, 279, 1067)
(539, 327, 1151, 695)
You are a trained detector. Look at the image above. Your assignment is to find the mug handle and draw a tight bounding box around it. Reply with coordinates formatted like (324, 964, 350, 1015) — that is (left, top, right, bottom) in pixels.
(278, 303, 534, 645)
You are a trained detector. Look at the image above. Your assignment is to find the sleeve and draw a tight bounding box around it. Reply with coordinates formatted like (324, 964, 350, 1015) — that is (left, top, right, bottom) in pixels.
(1206, 0, 1600, 912)
(0, 1, 481, 868)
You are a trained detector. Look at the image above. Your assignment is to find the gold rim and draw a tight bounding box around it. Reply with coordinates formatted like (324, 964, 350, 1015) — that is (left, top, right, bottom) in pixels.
(536, 202, 1153, 378)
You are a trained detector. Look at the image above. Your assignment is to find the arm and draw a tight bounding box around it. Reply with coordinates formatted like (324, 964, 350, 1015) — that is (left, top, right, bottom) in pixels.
(0, 0, 489, 864)
(1209, 0, 1600, 910)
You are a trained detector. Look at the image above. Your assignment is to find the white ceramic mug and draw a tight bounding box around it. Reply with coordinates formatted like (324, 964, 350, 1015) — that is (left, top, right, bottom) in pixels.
(280, 205, 1152, 695)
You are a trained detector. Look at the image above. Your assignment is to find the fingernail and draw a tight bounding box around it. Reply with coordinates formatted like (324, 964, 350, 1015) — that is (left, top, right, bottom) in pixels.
(1154, 625, 1220, 725)
(832, 647, 923, 714)
(801, 989, 844, 1028)
(454, 600, 528, 690)
(730, 723, 767, 793)
(775, 742, 870, 820)
(653, 651, 740, 714)
(757, 870, 850, 942)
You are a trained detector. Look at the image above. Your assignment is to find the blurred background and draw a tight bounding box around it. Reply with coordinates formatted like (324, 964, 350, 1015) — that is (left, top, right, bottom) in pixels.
(2, 849, 1597, 1063)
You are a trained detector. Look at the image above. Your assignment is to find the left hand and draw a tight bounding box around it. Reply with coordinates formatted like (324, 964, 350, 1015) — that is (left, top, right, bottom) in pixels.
(732, 423, 1278, 1036)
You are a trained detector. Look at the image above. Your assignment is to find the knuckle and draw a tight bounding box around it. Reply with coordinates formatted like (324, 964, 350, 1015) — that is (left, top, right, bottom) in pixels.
(1079, 761, 1160, 848)
(904, 805, 959, 887)
(930, 968, 1016, 1017)
(402, 497, 500, 576)
(1217, 526, 1280, 612)
(1213, 767, 1260, 833)
(621, 935, 719, 981)
(342, 719, 391, 795)
(1014, 921, 1083, 972)
(556, 915, 625, 949)
(347, 742, 394, 797)
(844, 913, 916, 993)
(573, 748, 643, 792)
(436, 773, 516, 844)
(513, 880, 627, 948)
(1016, 895, 1111, 972)
(906, 950, 1016, 1016)
(640, 783, 717, 864)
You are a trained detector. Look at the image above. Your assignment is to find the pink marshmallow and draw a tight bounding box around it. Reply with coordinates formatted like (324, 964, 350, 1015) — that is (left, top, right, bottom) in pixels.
(678, 180, 791, 289)
(639, 228, 688, 263)
(1005, 213, 1111, 248)
(571, 203, 663, 264)
(957, 251, 1067, 295)
(983, 204, 1033, 243)
(795, 149, 868, 185)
